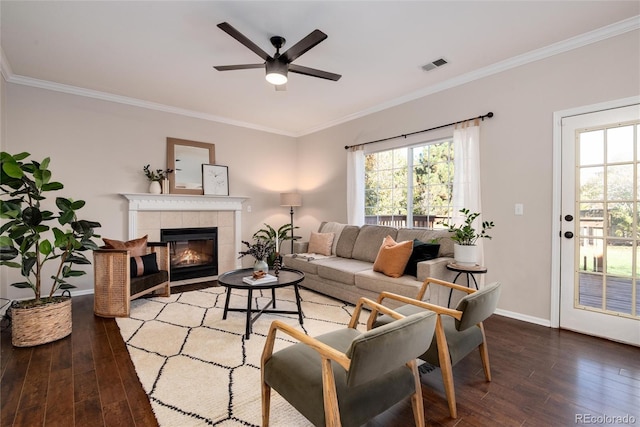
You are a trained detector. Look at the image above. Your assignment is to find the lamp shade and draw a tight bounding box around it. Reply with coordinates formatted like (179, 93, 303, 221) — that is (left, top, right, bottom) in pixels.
(280, 192, 302, 207)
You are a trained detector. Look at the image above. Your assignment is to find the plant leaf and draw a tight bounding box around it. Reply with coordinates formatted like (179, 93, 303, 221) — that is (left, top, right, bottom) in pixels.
(10, 282, 33, 289)
(42, 182, 63, 191)
(39, 239, 53, 256)
(2, 161, 23, 179)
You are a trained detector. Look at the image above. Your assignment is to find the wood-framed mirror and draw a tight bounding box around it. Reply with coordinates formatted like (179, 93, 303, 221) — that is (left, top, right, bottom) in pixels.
(167, 137, 215, 195)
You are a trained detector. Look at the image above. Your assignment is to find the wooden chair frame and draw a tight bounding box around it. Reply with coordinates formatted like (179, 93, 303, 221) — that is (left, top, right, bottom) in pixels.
(370, 277, 491, 419)
(93, 242, 171, 317)
(261, 297, 425, 427)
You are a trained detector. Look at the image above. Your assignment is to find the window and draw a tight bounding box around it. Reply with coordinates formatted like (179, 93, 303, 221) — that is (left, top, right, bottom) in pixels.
(365, 138, 454, 228)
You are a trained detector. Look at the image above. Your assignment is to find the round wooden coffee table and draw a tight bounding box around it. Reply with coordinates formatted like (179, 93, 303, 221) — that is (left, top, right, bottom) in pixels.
(217, 267, 305, 339)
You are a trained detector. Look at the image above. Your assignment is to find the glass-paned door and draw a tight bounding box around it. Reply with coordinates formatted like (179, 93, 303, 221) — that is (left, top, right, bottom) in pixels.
(560, 104, 640, 345)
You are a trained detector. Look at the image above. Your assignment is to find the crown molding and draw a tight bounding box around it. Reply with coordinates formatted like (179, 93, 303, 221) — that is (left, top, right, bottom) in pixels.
(4, 73, 297, 138)
(1, 47, 13, 82)
(3, 15, 638, 138)
(299, 15, 640, 136)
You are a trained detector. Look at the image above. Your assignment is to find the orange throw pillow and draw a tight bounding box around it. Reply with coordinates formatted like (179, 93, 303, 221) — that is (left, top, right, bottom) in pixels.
(103, 235, 148, 257)
(373, 235, 414, 278)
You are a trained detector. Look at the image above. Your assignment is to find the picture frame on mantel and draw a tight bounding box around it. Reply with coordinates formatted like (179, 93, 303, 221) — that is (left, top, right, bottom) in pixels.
(202, 164, 229, 196)
(167, 137, 215, 195)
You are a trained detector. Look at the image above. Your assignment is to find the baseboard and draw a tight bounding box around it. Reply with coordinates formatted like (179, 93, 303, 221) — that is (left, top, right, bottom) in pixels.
(495, 308, 552, 327)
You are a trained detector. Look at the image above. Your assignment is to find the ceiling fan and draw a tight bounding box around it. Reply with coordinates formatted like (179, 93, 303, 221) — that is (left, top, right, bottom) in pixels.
(213, 22, 341, 90)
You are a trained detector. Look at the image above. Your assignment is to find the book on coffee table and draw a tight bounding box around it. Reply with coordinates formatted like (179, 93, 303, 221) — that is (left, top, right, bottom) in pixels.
(242, 274, 278, 285)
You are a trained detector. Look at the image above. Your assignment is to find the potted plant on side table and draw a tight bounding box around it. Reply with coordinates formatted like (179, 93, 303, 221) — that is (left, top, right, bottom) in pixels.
(441, 208, 494, 266)
(0, 152, 102, 347)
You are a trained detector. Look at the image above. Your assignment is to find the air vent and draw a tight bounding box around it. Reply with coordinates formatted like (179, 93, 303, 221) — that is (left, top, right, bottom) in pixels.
(422, 58, 448, 72)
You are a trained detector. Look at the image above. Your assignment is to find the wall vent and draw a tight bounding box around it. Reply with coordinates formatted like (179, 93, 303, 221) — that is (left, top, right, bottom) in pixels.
(422, 58, 448, 72)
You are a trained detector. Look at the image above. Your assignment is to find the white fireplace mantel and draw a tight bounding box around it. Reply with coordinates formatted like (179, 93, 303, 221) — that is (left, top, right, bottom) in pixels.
(121, 193, 248, 273)
(121, 193, 248, 212)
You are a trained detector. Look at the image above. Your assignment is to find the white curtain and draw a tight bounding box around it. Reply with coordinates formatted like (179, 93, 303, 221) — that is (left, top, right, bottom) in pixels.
(452, 119, 485, 264)
(347, 145, 365, 225)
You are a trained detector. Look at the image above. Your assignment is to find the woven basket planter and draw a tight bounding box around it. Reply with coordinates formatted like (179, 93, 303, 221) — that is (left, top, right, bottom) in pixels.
(11, 297, 72, 347)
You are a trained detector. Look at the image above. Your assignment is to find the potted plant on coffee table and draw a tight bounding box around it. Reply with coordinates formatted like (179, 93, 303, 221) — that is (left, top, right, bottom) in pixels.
(238, 238, 275, 275)
(0, 152, 102, 347)
(252, 223, 297, 265)
(441, 208, 494, 266)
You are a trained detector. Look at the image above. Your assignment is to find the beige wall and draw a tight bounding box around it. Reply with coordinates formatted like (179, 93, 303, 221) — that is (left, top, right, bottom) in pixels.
(2, 29, 638, 324)
(2, 85, 298, 300)
(296, 30, 640, 323)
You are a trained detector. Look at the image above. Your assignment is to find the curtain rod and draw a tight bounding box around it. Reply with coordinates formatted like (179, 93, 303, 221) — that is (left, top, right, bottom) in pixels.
(344, 111, 494, 150)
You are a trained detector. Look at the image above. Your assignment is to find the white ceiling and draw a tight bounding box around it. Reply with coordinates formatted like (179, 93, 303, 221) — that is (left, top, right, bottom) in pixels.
(2, 1, 638, 136)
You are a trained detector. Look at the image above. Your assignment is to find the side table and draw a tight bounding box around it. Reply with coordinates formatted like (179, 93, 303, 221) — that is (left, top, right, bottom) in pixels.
(446, 263, 488, 307)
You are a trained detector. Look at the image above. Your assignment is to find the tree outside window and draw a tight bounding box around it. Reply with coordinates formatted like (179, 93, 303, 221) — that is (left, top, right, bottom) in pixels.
(365, 139, 454, 228)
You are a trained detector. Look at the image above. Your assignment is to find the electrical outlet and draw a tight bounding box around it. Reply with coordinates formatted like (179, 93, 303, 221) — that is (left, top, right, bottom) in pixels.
(515, 203, 524, 216)
(247, 205, 252, 213)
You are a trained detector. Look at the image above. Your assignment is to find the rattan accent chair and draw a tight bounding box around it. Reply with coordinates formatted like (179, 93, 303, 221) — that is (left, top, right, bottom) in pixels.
(261, 297, 437, 427)
(93, 242, 170, 317)
(370, 278, 502, 419)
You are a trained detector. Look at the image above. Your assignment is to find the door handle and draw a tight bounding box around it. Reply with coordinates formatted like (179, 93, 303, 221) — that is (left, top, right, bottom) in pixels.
(564, 214, 574, 222)
(564, 231, 574, 239)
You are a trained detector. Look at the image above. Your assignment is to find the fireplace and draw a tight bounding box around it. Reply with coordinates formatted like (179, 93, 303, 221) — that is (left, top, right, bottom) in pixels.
(161, 227, 218, 282)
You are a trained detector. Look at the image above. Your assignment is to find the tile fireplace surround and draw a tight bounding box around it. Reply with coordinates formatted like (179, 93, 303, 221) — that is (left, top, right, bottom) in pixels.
(121, 193, 247, 283)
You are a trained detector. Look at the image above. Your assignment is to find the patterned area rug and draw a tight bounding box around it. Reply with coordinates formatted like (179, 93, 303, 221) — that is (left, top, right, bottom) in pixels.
(116, 286, 368, 426)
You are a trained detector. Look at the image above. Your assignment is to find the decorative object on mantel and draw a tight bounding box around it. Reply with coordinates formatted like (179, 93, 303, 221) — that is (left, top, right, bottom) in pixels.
(166, 137, 215, 195)
(143, 164, 173, 194)
(440, 208, 495, 266)
(202, 164, 229, 196)
(238, 239, 274, 274)
(0, 152, 102, 347)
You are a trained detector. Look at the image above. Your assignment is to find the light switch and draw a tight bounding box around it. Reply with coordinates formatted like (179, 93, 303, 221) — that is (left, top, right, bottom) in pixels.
(515, 203, 524, 216)
(247, 205, 252, 213)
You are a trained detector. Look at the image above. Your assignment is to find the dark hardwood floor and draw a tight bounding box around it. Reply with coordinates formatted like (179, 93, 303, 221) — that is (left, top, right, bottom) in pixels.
(2, 283, 639, 427)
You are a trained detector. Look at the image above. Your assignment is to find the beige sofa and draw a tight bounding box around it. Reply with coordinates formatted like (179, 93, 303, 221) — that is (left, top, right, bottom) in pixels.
(284, 222, 457, 306)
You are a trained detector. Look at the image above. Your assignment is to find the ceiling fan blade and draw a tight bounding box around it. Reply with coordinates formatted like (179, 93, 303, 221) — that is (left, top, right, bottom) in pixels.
(281, 29, 327, 63)
(217, 22, 271, 61)
(214, 64, 264, 71)
(289, 64, 341, 81)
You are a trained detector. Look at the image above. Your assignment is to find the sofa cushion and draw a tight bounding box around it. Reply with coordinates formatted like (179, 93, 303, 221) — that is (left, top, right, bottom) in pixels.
(403, 239, 440, 277)
(335, 225, 361, 259)
(318, 222, 346, 255)
(130, 270, 169, 296)
(355, 270, 423, 299)
(397, 228, 454, 257)
(103, 235, 148, 257)
(373, 236, 413, 278)
(351, 225, 398, 263)
(308, 232, 335, 256)
(316, 258, 372, 286)
(285, 254, 330, 275)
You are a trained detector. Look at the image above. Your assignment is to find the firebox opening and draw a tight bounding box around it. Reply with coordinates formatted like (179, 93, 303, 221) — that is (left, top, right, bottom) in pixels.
(160, 227, 218, 282)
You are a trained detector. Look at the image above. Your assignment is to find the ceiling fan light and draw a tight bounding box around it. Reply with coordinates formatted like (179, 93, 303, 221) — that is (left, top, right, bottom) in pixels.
(266, 59, 288, 85)
(266, 72, 288, 85)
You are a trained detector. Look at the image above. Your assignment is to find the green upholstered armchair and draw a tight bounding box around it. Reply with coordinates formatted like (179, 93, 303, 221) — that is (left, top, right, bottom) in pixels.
(370, 278, 502, 419)
(261, 297, 437, 427)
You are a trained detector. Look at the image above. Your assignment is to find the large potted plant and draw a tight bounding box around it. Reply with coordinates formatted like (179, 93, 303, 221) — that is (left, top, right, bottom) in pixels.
(441, 208, 494, 266)
(0, 152, 101, 347)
